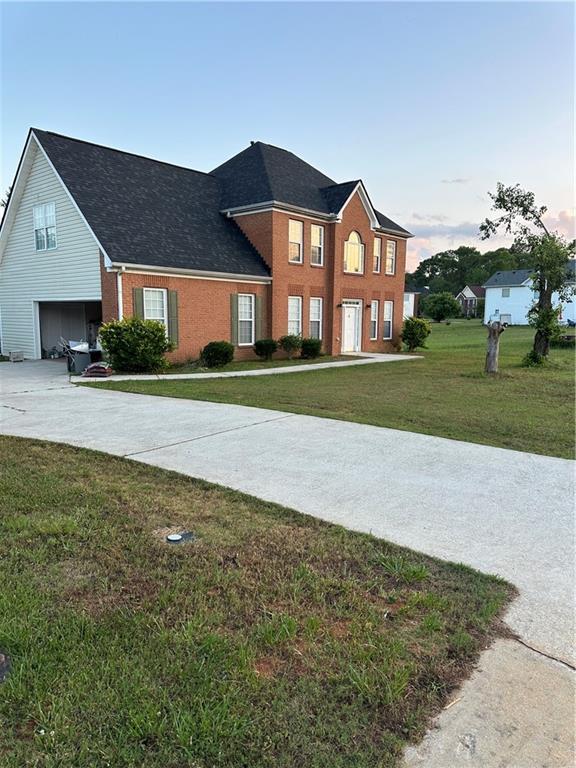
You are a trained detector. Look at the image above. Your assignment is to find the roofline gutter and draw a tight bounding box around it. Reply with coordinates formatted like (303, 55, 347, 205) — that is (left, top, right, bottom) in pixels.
(222, 200, 413, 239)
(109, 262, 272, 284)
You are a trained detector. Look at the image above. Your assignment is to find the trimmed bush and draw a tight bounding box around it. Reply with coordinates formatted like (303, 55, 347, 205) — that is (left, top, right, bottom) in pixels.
(300, 337, 322, 359)
(200, 341, 234, 368)
(99, 317, 174, 373)
(420, 292, 461, 323)
(254, 338, 278, 361)
(278, 335, 302, 359)
(401, 317, 431, 352)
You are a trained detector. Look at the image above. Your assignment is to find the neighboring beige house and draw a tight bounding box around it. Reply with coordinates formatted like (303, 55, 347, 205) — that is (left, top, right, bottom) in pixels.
(455, 284, 485, 318)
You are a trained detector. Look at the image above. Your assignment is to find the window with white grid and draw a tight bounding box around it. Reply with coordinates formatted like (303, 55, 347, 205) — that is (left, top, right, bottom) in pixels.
(385, 241, 396, 275)
(344, 231, 365, 273)
(370, 300, 379, 340)
(288, 296, 302, 336)
(383, 300, 394, 339)
(143, 288, 168, 327)
(311, 225, 324, 266)
(309, 297, 323, 339)
(238, 293, 255, 346)
(33, 202, 57, 251)
(373, 238, 382, 273)
(289, 220, 303, 263)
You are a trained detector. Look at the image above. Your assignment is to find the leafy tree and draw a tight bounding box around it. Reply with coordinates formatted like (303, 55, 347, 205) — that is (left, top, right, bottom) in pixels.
(401, 317, 431, 351)
(420, 292, 461, 322)
(480, 183, 576, 361)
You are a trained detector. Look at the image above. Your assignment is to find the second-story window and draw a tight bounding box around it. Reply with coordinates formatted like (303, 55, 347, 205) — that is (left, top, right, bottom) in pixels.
(289, 219, 303, 263)
(311, 224, 324, 266)
(385, 241, 397, 275)
(344, 231, 364, 274)
(373, 238, 382, 273)
(33, 202, 57, 251)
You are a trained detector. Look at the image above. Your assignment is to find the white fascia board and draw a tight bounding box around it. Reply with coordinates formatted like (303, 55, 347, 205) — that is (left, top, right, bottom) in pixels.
(337, 182, 379, 230)
(112, 262, 272, 284)
(0, 132, 35, 263)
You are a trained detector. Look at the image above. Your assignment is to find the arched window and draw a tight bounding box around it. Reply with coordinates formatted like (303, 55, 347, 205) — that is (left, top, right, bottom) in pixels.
(344, 231, 365, 274)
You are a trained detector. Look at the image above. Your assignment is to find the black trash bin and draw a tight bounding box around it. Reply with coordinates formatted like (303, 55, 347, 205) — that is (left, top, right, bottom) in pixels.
(67, 350, 91, 374)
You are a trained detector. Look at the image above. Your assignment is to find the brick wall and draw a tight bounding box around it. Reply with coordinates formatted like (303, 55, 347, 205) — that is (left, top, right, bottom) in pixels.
(235, 191, 406, 354)
(119, 270, 269, 363)
(100, 253, 118, 322)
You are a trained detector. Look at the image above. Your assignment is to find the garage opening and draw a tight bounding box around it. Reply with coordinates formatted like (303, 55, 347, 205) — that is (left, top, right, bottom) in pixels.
(39, 301, 102, 358)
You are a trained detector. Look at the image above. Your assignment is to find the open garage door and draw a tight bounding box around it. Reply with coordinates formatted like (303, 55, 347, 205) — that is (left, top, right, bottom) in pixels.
(39, 301, 102, 358)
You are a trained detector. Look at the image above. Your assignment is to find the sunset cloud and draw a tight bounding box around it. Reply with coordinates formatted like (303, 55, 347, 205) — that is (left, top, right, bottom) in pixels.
(441, 178, 469, 184)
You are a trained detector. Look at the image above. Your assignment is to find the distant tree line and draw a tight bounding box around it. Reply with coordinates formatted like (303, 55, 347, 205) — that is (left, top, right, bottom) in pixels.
(406, 245, 534, 295)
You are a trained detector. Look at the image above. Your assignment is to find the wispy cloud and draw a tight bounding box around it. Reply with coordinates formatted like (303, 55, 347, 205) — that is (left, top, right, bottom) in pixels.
(543, 209, 575, 239)
(407, 220, 480, 239)
(441, 178, 469, 184)
(411, 212, 449, 223)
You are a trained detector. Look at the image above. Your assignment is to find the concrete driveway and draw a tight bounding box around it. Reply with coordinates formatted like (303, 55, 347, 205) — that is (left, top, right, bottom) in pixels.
(1, 360, 574, 766)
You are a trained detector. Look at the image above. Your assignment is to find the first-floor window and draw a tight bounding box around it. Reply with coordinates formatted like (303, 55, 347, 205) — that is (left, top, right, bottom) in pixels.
(370, 300, 379, 340)
(502, 288, 510, 297)
(238, 293, 255, 345)
(288, 296, 302, 335)
(383, 300, 393, 339)
(143, 288, 168, 327)
(309, 297, 323, 339)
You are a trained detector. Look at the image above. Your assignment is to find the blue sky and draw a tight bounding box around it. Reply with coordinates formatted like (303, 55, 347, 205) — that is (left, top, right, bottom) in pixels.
(1, 1, 573, 268)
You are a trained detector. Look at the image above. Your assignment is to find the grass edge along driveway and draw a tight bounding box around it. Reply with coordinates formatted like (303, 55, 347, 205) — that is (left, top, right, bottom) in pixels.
(0, 436, 514, 768)
(87, 322, 575, 459)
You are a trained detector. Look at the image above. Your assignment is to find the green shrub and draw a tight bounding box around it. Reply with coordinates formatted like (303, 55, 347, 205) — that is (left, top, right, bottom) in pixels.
(550, 334, 576, 349)
(278, 335, 302, 359)
(401, 317, 431, 352)
(200, 341, 234, 368)
(300, 337, 322, 359)
(421, 292, 461, 322)
(254, 338, 278, 361)
(522, 349, 545, 367)
(99, 317, 174, 373)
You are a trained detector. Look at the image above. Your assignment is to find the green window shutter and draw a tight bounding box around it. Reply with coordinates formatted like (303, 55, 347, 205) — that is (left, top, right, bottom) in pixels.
(167, 290, 179, 347)
(255, 295, 264, 341)
(230, 294, 239, 345)
(133, 288, 144, 318)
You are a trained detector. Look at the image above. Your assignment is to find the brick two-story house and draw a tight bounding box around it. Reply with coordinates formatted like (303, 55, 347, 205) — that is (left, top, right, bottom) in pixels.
(0, 129, 411, 361)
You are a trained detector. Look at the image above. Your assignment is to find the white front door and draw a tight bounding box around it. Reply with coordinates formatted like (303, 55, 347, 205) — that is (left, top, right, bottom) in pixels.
(342, 301, 361, 352)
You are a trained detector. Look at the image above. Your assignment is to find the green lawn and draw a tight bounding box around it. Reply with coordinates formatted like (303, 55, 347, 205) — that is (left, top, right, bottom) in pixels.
(164, 354, 355, 375)
(89, 322, 575, 459)
(0, 437, 513, 768)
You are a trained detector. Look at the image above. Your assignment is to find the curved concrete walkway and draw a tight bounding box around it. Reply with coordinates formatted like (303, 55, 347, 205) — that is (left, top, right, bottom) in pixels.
(1, 360, 574, 767)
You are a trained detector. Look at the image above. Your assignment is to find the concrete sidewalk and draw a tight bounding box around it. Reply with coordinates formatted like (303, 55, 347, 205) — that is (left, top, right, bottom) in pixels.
(0, 361, 574, 766)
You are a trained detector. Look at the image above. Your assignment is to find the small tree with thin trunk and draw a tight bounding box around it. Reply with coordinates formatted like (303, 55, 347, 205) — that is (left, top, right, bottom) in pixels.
(485, 321, 506, 374)
(480, 183, 575, 363)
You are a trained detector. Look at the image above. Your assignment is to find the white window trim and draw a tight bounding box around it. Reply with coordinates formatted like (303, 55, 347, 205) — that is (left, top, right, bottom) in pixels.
(383, 300, 394, 340)
(370, 300, 379, 340)
(288, 295, 303, 336)
(289, 219, 304, 264)
(311, 224, 324, 267)
(373, 238, 382, 274)
(344, 232, 365, 275)
(238, 293, 255, 346)
(33, 202, 57, 252)
(143, 287, 168, 327)
(309, 297, 323, 340)
(385, 241, 397, 275)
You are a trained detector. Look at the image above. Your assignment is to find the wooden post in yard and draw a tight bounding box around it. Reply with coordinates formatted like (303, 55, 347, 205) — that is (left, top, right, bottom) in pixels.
(485, 321, 506, 374)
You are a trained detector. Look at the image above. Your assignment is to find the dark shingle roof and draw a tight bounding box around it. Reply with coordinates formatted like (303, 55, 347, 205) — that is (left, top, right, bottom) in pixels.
(484, 269, 533, 288)
(32, 129, 270, 277)
(212, 142, 411, 236)
(468, 285, 486, 298)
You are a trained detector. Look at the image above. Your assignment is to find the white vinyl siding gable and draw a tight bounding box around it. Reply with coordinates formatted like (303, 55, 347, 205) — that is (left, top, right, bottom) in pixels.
(0, 140, 101, 358)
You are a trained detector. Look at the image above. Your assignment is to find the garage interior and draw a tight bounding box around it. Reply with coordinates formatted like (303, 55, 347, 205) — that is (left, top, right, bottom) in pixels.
(39, 301, 102, 358)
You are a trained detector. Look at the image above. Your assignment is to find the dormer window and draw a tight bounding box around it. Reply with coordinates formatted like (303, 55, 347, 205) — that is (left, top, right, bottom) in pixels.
(33, 202, 57, 251)
(344, 231, 364, 274)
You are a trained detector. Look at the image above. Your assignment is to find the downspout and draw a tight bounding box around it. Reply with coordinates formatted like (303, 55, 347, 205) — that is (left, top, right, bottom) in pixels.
(116, 266, 125, 319)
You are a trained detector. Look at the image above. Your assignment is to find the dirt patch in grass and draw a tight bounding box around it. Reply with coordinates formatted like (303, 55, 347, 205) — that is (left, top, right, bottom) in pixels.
(0, 436, 515, 768)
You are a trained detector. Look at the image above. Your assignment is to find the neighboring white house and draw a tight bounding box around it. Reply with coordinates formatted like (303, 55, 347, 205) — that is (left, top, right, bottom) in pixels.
(483, 263, 576, 325)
